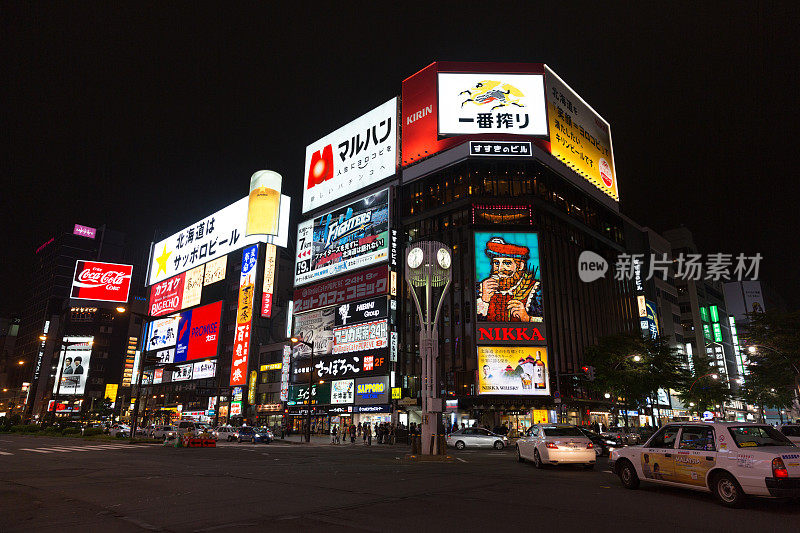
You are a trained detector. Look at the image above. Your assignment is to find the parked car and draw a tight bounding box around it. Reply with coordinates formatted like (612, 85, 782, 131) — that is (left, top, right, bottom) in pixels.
(212, 426, 239, 442)
(777, 424, 800, 446)
(109, 424, 130, 438)
(610, 422, 800, 507)
(142, 424, 156, 438)
(602, 427, 641, 445)
(517, 424, 596, 469)
(578, 427, 619, 457)
(176, 420, 211, 437)
(237, 426, 273, 443)
(446, 427, 509, 450)
(152, 425, 177, 440)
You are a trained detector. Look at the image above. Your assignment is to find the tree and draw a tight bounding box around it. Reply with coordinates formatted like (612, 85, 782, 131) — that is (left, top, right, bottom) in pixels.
(675, 355, 733, 416)
(585, 334, 690, 430)
(741, 310, 800, 400)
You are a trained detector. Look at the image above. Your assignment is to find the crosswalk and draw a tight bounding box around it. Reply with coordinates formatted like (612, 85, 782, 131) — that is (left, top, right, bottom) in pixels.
(1, 443, 140, 456)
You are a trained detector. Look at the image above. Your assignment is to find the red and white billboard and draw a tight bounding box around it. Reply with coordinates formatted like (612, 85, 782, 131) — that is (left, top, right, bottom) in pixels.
(148, 273, 185, 317)
(70, 261, 133, 303)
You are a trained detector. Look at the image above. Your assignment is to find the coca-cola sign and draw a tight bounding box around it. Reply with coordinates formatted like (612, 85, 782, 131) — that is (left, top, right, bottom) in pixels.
(71, 261, 133, 303)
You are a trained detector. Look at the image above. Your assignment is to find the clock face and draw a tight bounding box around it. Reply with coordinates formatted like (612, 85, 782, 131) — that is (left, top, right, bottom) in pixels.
(437, 248, 451, 269)
(407, 247, 424, 269)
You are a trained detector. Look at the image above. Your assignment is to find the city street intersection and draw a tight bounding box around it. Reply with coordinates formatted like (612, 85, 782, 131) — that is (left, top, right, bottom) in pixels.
(1, 435, 797, 532)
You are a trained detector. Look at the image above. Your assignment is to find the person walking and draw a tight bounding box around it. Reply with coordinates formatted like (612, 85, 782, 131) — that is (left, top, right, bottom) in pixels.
(349, 423, 356, 443)
(330, 424, 337, 444)
(366, 423, 372, 446)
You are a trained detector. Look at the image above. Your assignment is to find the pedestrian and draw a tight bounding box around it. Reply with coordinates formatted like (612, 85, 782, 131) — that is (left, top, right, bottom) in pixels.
(366, 423, 372, 446)
(349, 423, 356, 443)
(389, 424, 396, 445)
(330, 424, 337, 444)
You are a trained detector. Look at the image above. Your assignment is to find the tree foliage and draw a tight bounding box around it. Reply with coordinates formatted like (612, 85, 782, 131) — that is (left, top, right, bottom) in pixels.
(585, 334, 691, 411)
(675, 355, 734, 415)
(741, 310, 800, 401)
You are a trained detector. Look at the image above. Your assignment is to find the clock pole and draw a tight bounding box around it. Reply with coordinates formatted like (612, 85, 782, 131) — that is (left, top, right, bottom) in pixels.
(404, 241, 452, 455)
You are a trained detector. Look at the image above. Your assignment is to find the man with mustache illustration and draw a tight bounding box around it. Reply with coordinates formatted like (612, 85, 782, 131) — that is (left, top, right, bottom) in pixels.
(476, 237, 542, 322)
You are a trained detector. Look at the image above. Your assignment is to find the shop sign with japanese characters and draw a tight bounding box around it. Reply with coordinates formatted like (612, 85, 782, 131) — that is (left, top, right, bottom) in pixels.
(295, 189, 390, 286)
(230, 245, 258, 386)
(303, 98, 397, 214)
(292, 351, 387, 381)
(333, 320, 388, 354)
(437, 73, 547, 137)
(469, 141, 532, 157)
(293, 265, 388, 313)
(148, 195, 290, 286)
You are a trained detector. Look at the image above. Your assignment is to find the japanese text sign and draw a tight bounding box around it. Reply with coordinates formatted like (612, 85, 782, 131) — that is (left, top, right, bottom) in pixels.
(230, 246, 257, 386)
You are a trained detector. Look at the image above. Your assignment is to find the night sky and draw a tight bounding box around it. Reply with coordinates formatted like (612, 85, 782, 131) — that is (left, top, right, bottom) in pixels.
(3, 4, 799, 315)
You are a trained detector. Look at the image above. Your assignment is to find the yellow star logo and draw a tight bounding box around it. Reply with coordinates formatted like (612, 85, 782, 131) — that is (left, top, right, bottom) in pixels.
(155, 244, 172, 277)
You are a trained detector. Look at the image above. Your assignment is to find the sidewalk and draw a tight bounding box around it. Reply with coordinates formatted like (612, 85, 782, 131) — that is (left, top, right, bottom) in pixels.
(276, 434, 408, 447)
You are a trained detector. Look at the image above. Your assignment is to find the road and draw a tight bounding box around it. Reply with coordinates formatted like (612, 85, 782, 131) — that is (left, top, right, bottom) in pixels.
(0, 435, 797, 532)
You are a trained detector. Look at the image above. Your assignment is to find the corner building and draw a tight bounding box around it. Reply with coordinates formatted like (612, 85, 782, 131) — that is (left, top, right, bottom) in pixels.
(396, 62, 639, 433)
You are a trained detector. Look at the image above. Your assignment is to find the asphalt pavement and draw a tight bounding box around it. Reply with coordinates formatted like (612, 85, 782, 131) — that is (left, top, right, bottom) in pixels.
(0, 434, 797, 532)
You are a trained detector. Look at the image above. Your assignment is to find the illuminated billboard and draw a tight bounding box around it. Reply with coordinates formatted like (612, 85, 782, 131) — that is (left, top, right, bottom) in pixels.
(53, 336, 93, 396)
(331, 379, 354, 404)
(544, 65, 618, 201)
(230, 245, 257, 386)
(292, 351, 388, 381)
(145, 315, 180, 351)
(147, 264, 206, 317)
(291, 306, 335, 359)
(174, 300, 223, 362)
(293, 265, 388, 313)
(70, 261, 133, 303)
(477, 346, 550, 395)
(437, 73, 547, 137)
(148, 195, 290, 286)
(203, 256, 227, 286)
(474, 232, 543, 324)
(261, 243, 277, 317)
(295, 189, 390, 286)
(302, 98, 397, 214)
(355, 375, 389, 405)
(333, 320, 388, 354)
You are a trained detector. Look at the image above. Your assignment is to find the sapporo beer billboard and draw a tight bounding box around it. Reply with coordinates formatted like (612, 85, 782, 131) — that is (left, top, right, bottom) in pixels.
(148, 195, 289, 286)
(477, 346, 550, 396)
(295, 189, 390, 286)
(70, 261, 133, 303)
(544, 65, 618, 201)
(293, 265, 388, 313)
(303, 98, 397, 214)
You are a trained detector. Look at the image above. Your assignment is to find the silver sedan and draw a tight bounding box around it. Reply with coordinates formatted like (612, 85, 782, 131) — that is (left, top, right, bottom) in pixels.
(446, 428, 509, 450)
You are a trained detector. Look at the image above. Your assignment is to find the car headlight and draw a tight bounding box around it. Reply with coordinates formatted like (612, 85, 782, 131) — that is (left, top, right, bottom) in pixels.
(604, 440, 616, 445)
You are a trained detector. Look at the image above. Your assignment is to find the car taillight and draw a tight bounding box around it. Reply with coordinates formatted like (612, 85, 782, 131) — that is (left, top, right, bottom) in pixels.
(546, 442, 559, 449)
(586, 442, 594, 449)
(772, 457, 789, 478)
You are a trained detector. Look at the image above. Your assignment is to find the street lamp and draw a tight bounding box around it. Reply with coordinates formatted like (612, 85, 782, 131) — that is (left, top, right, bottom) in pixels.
(289, 336, 314, 443)
(114, 306, 153, 438)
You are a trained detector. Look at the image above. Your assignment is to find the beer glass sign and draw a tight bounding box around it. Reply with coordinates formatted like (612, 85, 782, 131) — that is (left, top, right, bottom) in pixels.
(246, 170, 282, 236)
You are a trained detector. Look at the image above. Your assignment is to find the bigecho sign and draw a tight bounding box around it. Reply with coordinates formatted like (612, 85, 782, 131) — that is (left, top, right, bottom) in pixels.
(71, 261, 133, 303)
(148, 273, 185, 317)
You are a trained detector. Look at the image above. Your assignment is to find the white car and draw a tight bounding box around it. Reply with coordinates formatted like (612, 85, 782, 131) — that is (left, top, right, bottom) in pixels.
(516, 424, 596, 469)
(610, 422, 800, 507)
(152, 425, 177, 440)
(176, 420, 212, 437)
(777, 424, 800, 446)
(109, 424, 130, 438)
(212, 426, 239, 442)
(446, 428, 509, 450)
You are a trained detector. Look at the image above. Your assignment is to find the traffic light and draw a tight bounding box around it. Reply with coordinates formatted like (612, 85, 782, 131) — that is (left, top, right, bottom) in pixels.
(582, 365, 596, 381)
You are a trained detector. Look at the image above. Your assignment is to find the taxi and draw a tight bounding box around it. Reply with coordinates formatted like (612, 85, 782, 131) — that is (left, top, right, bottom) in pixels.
(609, 422, 800, 507)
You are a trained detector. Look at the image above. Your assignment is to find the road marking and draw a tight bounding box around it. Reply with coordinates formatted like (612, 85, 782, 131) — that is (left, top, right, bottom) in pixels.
(456, 457, 468, 463)
(0, 451, 13, 455)
(20, 448, 53, 453)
